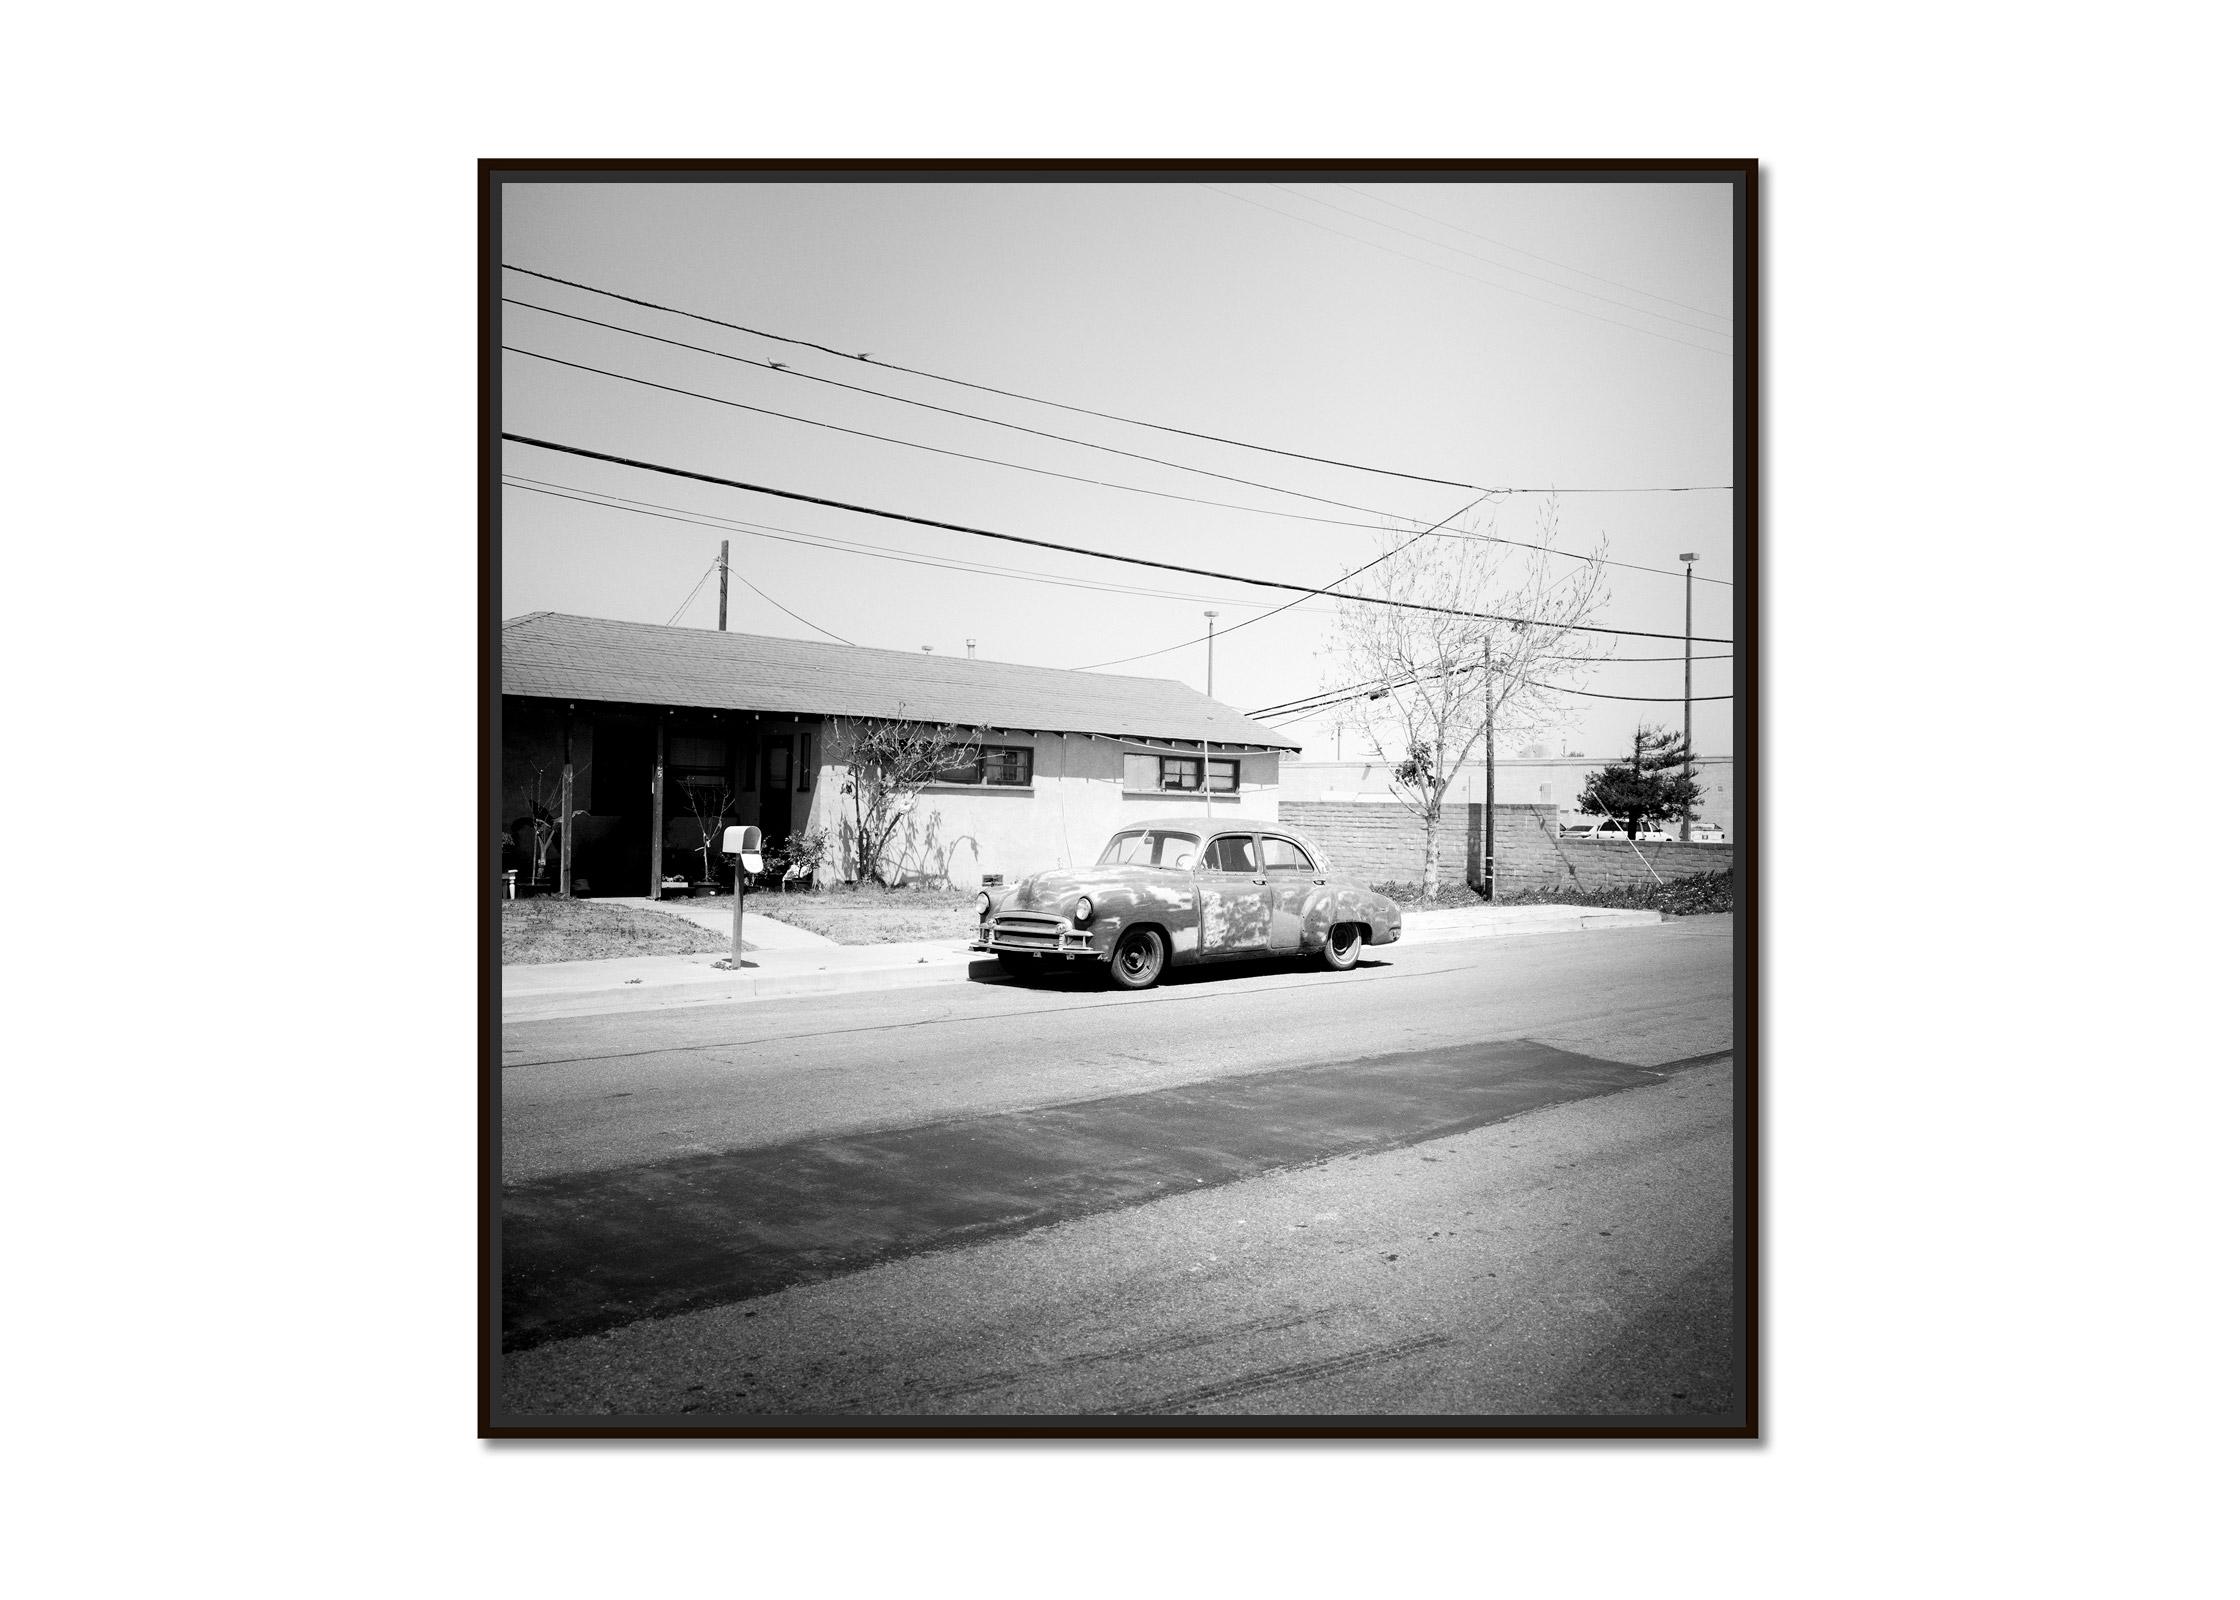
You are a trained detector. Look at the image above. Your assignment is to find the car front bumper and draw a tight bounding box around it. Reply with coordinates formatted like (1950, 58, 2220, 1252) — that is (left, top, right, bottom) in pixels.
(972, 912, 1102, 958)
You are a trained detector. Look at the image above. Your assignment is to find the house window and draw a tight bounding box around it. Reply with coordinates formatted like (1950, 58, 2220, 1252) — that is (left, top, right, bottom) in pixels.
(933, 746, 1035, 786)
(797, 732, 812, 792)
(1126, 753, 1240, 792)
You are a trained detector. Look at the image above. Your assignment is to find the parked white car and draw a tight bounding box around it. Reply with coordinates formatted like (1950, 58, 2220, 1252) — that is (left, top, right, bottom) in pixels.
(1560, 818, 1670, 843)
(1685, 824, 1728, 843)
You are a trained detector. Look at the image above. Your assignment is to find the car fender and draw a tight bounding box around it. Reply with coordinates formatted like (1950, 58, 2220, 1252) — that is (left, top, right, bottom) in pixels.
(1303, 885, 1383, 949)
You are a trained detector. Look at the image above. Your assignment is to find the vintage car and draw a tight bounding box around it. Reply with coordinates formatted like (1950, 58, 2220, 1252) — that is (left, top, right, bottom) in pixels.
(970, 822, 1403, 989)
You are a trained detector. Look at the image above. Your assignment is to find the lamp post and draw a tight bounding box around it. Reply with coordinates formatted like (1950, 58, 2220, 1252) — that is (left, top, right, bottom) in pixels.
(1678, 552, 1698, 841)
(1203, 611, 1218, 698)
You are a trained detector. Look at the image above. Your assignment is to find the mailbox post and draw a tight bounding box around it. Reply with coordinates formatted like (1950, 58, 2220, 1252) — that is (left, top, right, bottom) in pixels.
(720, 824, 764, 969)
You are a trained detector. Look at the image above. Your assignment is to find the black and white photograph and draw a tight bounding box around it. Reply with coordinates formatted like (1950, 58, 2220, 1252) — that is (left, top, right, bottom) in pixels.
(483, 162, 1756, 1434)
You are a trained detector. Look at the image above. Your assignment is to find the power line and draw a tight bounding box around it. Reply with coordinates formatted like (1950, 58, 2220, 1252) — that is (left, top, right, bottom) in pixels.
(1271, 183, 1734, 339)
(1252, 652, 1737, 722)
(1200, 184, 1734, 359)
(504, 342, 1431, 532)
(500, 433, 1734, 645)
(506, 327, 1730, 589)
(503, 475, 1334, 616)
(506, 296, 1436, 524)
(727, 569, 852, 644)
(1334, 183, 1734, 325)
(501, 263, 1735, 497)
(1074, 489, 1493, 671)
(663, 557, 717, 626)
(1262, 668, 1734, 727)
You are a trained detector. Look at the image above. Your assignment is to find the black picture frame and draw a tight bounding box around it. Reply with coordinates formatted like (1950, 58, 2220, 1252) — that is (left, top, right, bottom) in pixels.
(481, 157, 1758, 1439)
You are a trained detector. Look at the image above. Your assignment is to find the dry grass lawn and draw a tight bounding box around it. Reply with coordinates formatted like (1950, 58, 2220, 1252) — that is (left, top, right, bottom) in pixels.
(750, 885, 975, 946)
(501, 898, 739, 965)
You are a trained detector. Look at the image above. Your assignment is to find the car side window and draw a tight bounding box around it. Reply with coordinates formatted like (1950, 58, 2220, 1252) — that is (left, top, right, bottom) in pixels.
(1206, 835, 1258, 873)
(1259, 836, 1310, 872)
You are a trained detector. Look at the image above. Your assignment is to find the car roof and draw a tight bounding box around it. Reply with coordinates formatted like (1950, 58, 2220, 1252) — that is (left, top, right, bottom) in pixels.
(1106, 820, 1297, 838)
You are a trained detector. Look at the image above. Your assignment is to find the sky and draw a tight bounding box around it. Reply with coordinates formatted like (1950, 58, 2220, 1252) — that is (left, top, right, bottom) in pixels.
(499, 176, 1737, 760)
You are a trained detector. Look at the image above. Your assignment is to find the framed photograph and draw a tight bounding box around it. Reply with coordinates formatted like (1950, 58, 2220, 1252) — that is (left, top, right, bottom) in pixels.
(482, 159, 1757, 1437)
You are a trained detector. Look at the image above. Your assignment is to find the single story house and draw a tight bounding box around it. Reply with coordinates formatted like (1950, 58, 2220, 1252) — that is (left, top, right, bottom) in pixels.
(501, 612, 1302, 896)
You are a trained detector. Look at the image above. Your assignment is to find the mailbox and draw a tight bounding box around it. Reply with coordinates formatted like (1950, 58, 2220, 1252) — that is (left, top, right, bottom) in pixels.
(721, 825, 763, 854)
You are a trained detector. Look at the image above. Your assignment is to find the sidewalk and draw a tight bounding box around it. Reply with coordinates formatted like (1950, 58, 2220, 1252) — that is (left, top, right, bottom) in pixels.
(505, 940, 1000, 1023)
(503, 901, 1663, 1022)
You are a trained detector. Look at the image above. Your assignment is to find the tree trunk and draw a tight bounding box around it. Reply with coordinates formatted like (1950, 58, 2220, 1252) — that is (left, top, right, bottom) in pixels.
(1421, 806, 1441, 897)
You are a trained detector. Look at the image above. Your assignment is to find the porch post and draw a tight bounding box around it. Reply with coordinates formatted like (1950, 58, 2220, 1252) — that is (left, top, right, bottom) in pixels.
(648, 715, 667, 899)
(558, 702, 574, 899)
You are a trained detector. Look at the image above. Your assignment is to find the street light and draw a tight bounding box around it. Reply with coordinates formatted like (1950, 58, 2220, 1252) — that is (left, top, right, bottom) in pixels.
(1678, 553, 1698, 841)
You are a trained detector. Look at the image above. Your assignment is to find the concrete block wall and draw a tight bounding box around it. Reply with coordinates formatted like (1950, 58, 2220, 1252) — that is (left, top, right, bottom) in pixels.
(1279, 801, 1733, 894)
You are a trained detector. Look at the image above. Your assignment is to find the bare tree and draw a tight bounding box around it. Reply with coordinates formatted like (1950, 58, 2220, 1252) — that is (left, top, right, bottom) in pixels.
(830, 712, 986, 886)
(508, 763, 588, 890)
(680, 778, 737, 885)
(1327, 498, 1610, 895)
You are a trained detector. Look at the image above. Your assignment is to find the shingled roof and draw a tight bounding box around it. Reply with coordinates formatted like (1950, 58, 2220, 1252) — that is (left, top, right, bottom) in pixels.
(502, 613, 1301, 750)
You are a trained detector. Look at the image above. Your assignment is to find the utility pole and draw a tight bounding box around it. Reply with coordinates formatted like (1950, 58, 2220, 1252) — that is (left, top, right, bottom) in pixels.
(1482, 635, 1495, 900)
(1203, 611, 1218, 697)
(717, 540, 730, 631)
(1679, 552, 1698, 841)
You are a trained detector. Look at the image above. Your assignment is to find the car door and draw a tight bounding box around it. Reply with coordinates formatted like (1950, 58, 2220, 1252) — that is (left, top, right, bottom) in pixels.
(1194, 833, 1270, 956)
(1256, 834, 1317, 954)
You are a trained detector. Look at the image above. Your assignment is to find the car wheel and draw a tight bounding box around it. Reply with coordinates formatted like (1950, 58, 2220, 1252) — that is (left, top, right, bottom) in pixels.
(1320, 922, 1361, 972)
(1108, 926, 1167, 990)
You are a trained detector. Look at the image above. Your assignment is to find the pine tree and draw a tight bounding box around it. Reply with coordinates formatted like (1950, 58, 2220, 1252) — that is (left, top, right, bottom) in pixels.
(1578, 725, 1702, 839)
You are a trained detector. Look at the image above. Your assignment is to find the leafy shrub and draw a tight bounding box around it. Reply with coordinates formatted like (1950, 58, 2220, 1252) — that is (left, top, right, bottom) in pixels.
(1372, 870, 1734, 916)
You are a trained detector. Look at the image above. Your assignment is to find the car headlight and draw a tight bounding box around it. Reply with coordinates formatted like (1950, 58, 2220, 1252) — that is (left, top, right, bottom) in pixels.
(1072, 894, 1095, 926)
(975, 891, 992, 919)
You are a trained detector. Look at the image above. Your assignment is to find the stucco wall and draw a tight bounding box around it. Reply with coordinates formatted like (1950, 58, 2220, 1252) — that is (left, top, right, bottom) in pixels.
(806, 730, 1285, 886)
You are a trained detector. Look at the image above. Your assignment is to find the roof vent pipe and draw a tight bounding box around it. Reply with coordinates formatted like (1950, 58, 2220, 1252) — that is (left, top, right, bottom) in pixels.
(966, 639, 977, 659)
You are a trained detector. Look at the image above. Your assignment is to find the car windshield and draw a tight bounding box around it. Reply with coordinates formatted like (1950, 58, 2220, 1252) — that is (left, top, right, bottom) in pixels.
(1097, 829, 1205, 869)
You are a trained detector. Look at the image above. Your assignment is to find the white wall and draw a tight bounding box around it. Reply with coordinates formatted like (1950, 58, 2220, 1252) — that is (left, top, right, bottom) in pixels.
(808, 728, 1284, 885)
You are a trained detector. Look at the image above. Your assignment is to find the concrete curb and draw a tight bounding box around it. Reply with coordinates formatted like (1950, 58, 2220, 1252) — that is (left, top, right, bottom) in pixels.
(502, 905, 1666, 1021)
(506, 952, 1005, 1023)
(1400, 907, 1664, 945)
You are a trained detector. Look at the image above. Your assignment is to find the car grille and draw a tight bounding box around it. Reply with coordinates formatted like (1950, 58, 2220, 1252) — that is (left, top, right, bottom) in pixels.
(990, 914, 1065, 949)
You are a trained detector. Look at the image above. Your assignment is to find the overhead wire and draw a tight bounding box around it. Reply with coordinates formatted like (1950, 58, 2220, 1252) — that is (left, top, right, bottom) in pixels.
(1271, 183, 1734, 339)
(503, 343, 1439, 532)
(662, 556, 717, 626)
(500, 263, 1736, 498)
(1199, 184, 1735, 358)
(1071, 488, 1493, 671)
(502, 476, 1337, 617)
(505, 321, 1730, 588)
(500, 434, 1734, 645)
(1335, 183, 1733, 324)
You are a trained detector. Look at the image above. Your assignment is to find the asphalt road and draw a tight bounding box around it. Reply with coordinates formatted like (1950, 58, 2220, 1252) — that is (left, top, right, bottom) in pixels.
(497, 914, 1739, 1422)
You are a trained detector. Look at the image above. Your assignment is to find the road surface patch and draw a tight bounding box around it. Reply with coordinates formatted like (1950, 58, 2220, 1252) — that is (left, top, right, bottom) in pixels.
(502, 1038, 1668, 1350)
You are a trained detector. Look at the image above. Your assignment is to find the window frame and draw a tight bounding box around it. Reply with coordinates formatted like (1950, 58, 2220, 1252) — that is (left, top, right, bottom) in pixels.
(1202, 833, 1260, 874)
(930, 744, 1036, 788)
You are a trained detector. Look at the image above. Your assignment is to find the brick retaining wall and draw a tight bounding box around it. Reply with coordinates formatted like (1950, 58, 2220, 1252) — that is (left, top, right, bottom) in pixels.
(1277, 801, 1733, 894)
